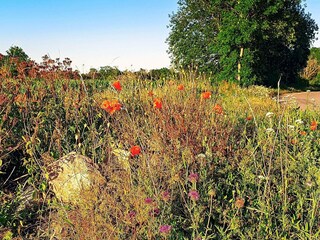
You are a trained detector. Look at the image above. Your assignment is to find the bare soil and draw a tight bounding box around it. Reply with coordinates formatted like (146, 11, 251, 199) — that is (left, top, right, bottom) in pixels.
(281, 91, 320, 110)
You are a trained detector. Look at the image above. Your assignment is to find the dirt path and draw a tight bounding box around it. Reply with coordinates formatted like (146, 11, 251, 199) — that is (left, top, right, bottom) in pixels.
(281, 91, 320, 110)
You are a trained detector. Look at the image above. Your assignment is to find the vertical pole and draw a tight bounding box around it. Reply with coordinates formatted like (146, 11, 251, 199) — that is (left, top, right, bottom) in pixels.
(237, 47, 244, 82)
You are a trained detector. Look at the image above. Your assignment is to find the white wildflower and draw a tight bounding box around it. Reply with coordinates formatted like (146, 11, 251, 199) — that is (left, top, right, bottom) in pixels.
(112, 149, 131, 171)
(287, 125, 295, 131)
(295, 119, 304, 125)
(266, 112, 274, 118)
(266, 128, 274, 133)
(196, 153, 206, 159)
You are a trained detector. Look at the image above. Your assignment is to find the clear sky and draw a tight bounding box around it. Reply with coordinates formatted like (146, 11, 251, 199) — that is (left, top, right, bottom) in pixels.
(1, 0, 319, 72)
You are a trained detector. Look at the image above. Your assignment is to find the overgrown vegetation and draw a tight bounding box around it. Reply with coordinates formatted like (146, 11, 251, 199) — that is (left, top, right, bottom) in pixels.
(1, 68, 320, 239)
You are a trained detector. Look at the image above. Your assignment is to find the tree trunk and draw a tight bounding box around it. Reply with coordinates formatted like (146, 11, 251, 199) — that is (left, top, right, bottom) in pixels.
(237, 47, 244, 82)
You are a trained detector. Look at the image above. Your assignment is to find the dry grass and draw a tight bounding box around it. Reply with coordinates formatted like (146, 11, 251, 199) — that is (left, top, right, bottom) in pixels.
(1, 74, 320, 239)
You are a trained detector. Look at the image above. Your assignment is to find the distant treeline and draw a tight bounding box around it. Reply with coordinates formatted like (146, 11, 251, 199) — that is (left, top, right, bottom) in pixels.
(84, 66, 174, 81)
(0, 46, 175, 81)
(1, 45, 320, 86)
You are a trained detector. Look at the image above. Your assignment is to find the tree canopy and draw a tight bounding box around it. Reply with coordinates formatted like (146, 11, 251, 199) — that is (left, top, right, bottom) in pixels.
(167, 0, 318, 86)
(5, 45, 30, 62)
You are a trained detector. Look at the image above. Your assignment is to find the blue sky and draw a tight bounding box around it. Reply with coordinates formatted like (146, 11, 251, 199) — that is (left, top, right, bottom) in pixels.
(0, 0, 319, 72)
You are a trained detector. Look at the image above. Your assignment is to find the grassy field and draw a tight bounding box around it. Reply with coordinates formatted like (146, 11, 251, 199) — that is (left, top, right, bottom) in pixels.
(1, 73, 320, 239)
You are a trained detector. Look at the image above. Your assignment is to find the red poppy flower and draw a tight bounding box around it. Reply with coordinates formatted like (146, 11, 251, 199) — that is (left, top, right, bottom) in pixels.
(246, 115, 253, 121)
(177, 84, 184, 91)
(101, 99, 121, 114)
(153, 98, 162, 109)
(201, 91, 211, 99)
(310, 120, 317, 131)
(213, 104, 223, 115)
(130, 145, 141, 157)
(112, 80, 122, 91)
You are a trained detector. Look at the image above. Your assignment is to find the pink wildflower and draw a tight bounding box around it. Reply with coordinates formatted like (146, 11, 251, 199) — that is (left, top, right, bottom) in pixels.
(188, 173, 199, 183)
(159, 225, 172, 235)
(149, 207, 160, 217)
(161, 191, 170, 202)
(145, 197, 153, 205)
(188, 190, 200, 201)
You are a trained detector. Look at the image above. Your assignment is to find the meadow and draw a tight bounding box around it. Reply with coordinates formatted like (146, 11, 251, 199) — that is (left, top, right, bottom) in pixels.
(1, 72, 320, 239)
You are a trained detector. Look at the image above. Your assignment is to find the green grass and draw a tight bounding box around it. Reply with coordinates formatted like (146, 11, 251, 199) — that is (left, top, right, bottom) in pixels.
(0, 75, 320, 239)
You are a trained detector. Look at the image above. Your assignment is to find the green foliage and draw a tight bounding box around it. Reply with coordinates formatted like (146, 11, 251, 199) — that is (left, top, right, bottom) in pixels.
(167, 0, 219, 73)
(98, 66, 121, 80)
(0, 46, 30, 78)
(5, 46, 30, 62)
(168, 0, 318, 86)
(1, 230, 13, 240)
(85, 67, 101, 80)
(310, 47, 320, 62)
(149, 67, 173, 80)
(84, 67, 173, 81)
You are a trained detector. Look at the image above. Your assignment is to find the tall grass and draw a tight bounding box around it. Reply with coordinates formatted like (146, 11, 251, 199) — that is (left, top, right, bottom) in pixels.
(0, 74, 320, 239)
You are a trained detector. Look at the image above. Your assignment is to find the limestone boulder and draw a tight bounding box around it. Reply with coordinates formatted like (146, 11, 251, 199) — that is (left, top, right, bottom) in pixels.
(46, 152, 105, 205)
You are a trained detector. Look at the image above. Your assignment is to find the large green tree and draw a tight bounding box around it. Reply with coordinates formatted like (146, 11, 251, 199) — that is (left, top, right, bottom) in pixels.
(167, 0, 318, 86)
